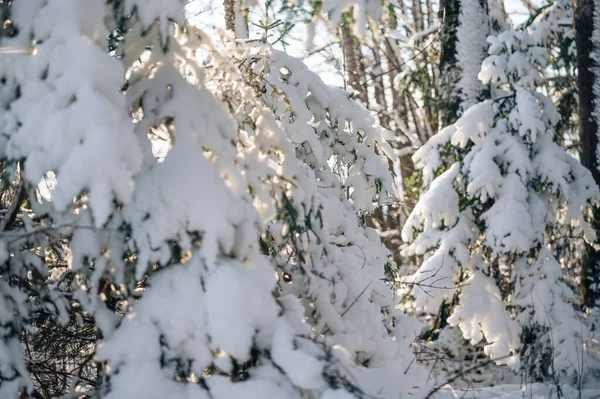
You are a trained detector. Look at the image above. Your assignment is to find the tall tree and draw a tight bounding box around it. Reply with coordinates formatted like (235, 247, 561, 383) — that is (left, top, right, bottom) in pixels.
(341, 15, 369, 105)
(402, 29, 599, 381)
(0, 1, 429, 398)
(575, 0, 600, 309)
(438, 0, 461, 127)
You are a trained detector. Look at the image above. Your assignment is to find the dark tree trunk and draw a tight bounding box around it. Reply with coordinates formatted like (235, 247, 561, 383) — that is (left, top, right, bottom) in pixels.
(224, 0, 237, 34)
(438, 0, 462, 128)
(370, 46, 390, 129)
(438, 0, 490, 128)
(575, 0, 600, 309)
(412, 0, 424, 32)
(341, 21, 369, 106)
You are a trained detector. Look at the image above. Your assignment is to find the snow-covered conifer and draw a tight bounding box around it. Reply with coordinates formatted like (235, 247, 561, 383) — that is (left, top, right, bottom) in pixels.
(402, 29, 599, 382)
(0, 1, 428, 397)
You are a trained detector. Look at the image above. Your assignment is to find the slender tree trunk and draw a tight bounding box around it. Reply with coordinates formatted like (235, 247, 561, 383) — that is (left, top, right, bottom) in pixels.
(575, 0, 600, 309)
(383, 7, 415, 220)
(224, 0, 236, 32)
(370, 46, 390, 129)
(412, 0, 424, 31)
(438, 0, 461, 128)
(341, 21, 369, 105)
(426, 0, 433, 27)
(438, 0, 489, 128)
(356, 44, 369, 106)
(487, 0, 508, 32)
(384, 8, 409, 130)
(224, 0, 248, 38)
(369, 22, 391, 130)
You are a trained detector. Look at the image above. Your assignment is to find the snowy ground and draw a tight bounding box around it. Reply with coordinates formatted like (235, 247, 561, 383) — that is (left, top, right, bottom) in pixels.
(435, 384, 600, 398)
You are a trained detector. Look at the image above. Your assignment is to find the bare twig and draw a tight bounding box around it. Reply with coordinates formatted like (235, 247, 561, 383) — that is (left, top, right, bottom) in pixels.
(424, 353, 516, 399)
(1, 174, 26, 232)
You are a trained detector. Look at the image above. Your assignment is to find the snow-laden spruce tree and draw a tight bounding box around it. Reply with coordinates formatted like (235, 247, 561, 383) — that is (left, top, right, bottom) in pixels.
(0, 0, 428, 397)
(401, 29, 599, 382)
(0, 2, 77, 397)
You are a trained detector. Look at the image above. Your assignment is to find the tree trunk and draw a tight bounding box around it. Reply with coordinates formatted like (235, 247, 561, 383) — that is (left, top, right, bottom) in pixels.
(438, 0, 461, 128)
(370, 45, 390, 129)
(224, 0, 236, 32)
(384, 7, 409, 130)
(341, 21, 369, 105)
(487, 0, 508, 33)
(224, 0, 248, 38)
(575, 0, 600, 309)
(412, 0, 424, 32)
(438, 0, 489, 128)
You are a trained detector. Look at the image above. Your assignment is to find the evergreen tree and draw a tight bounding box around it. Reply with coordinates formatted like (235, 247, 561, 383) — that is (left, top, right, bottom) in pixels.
(402, 29, 599, 381)
(0, 1, 428, 397)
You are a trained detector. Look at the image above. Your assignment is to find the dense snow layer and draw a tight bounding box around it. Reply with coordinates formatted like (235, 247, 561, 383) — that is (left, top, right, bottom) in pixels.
(436, 384, 600, 399)
(456, 0, 489, 111)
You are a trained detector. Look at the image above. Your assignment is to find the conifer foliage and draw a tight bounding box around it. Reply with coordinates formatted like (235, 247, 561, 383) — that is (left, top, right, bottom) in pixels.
(2, 0, 600, 397)
(402, 28, 599, 381)
(0, 0, 427, 398)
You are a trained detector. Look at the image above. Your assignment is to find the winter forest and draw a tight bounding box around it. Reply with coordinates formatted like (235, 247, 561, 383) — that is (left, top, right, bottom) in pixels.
(4, 0, 600, 397)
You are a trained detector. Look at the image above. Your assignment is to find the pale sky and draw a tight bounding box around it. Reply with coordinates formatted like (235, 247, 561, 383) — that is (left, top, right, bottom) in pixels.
(185, 0, 540, 88)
